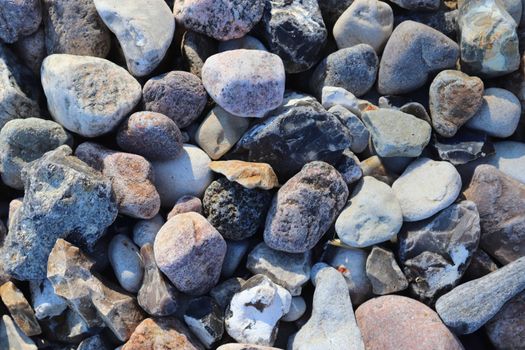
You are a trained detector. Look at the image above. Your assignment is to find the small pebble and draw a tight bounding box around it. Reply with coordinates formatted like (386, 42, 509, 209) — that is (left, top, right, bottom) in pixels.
(168, 195, 203, 220)
(221, 240, 251, 278)
(366, 247, 408, 295)
(108, 234, 144, 293)
(209, 160, 279, 190)
(181, 30, 217, 78)
(336, 149, 363, 185)
(132, 214, 165, 248)
(328, 105, 370, 154)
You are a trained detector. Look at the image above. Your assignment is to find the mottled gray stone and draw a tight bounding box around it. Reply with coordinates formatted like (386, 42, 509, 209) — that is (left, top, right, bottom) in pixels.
(0, 0, 41, 43)
(328, 106, 369, 154)
(366, 247, 408, 295)
(485, 290, 525, 350)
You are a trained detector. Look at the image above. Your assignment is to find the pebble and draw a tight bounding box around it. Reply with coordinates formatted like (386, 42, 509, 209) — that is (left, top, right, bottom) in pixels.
(318, 0, 353, 27)
(203, 177, 272, 240)
(282, 296, 306, 322)
(398, 201, 481, 304)
(40, 307, 91, 343)
(485, 290, 525, 349)
(142, 71, 208, 129)
(483, 141, 525, 184)
(11, 27, 46, 75)
(264, 161, 348, 253)
(132, 214, 165, 248)
(378, 21, 459, 95)
(117, 112, 183, 161)
(41, 54, 141, 137)
(292, 266, 365, 350)
(328, 105, 370, 154)
(436, 256, 525, 334)
(464, 165, 525, 264)
(108, 235, 144, 293)
(210, 278, 245, 312)
(322, 86, 362, 116)
(94, 0, 174, 76)
(336, 176, 403, 247)
(225, 274, 291, 346)
(183, 296, 224, 349)
(181, 31, 217, 78)
(333, 0, 393, 53)
(195, 107, 251, 160)
(336, 149, 363, 185)
(247, 242, 311, 296)
(310, 44, 378, 98)
(0, 281, 41, 336)
(209, 161, 279, 190)
(391, 0, 440, 10)
(221, 240, 250, 278)
(0, 315, 37, 350)
(362, 108, 431, 157)
(431, 129, 495, 165)
(429, 70, 484, 137)
(154, 212, 226, 295)
(0, 117, 71, 190)
(29, 279, 67, 320)
(258, 0, 327, 73)
(167, 196, 201, 220)
(356, 295, 463, 349)
(43, 0, 111, 57)
(218, 36, 267, 52)
(366, 247, 408, 295)
(392, 158, 462, 222)
(466, 88, 521, 138)
(174, 0, 264, 41)
(77, 334, 111, 350)
(202, 50, 285, 118)
(0, 0, 41, 43)
(152, 144, 213, 207)
(459, 0, 519, 77)
(463, 249, 499, 281)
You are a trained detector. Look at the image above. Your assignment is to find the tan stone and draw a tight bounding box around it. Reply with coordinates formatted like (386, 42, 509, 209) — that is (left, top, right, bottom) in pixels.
(209, 160, 279, 190)
(0, 282, 41, 336)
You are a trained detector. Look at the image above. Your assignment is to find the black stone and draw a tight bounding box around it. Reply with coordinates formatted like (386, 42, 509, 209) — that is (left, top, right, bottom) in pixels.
(184, 296, 224, 348)
(431, 129, 495, 165)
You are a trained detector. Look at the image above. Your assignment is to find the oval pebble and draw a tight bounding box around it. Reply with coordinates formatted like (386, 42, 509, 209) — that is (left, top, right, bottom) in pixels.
(108, 234, 144, 293)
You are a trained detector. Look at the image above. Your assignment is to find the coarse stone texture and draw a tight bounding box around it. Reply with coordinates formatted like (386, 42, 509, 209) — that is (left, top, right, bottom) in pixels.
(152, 144, 212, 207)
(459, 0, 519, 77)
(336, 149, 363, 185)
(209, 161, 279, 190)
(333, 0, 393, 53)
(154, 212, 226, 295)
(117, 112, 183, 161)
(184, 296, 223, 348)
(310, 45, 378, 98)
(485, 290, 525, 350)
(328, 106, 369, 154)
(41, 54, 141, 137)
(336, 176, 403, 248)
(43, 0, 111, 57)
(1, 146, 117, 281)
(108, 235, 144, 293)
(398, 201, 481, 304)
(168, 196, 202, 220)
(436, 257, 525, 334)
(181, 31, 217, 78)
(221, 240, 250, 278)
(247, 242, 311, 296)
(292, 266, 365, 350)
(431, 129, 495, 165)
(138, 244, 178, 317)
(132, 214, 164, 248)
(463, 249, 499, 281)
(264, 161, 348, 253)
(356, 295, 463, 349)
(29, 279, 67, 320)
(378, 21, 459, 95)
(0, 118, 71, 190)
(257, 0, 327, 73)
(230, 93, 352, 181)
(122, 317, 203, 350)
(11, 27, 45, 75)
(202, 50, 285, 118)
(174, 0, 264, 41)
(282, 296, 306, 322)
(210, 278, 245, 312)
(429, 70, 484, 137)
(225, 275, 291, 346)
(143, 71, 207, 129)
(218, 35, 267, 52)
(391, 0, 440, 10)
(366, 247, 408, 295)
(0, 0, 41, 43)
(195, 107, 251, 160)
(0, 282, 41, 336)
(482, 141, 525, 184)
(0, 315, 37, 350)
(203, 178, 272, 241)
(362, 109, 431, 158)
(0, 44, 41, 130)
(94, 0, 175, 76)
(466, 88, 521, 138)
(464, 165, 525, 264)
(76, 142, 160, 219)
(392, 158, 462, 222)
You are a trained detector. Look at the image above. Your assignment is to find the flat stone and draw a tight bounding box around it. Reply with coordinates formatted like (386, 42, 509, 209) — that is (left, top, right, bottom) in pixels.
(94, 0, 174, 76)
(264, 161, 348, 253)
(292, 266, 365, 350)
(209, 161, 279, 190)
(366, 247, 408, 295)
(282, 296, 306, 322)
(336, 149, 363, 185)
(392, 158, 462, 222)
(463, 249, 499, 281)
(11, 27, 46, 75)
(184, 296, 223, 349)
(436, 256, 525, 334)
(0, 282, 41, 336)
(168, 196, 202, 220)
(0, 0, 41, 43)
(181, 31, 217, 78)
(41, 54, 141, 137)
(356, 295, 463, 349)
(378, 21, 459, 95)
(336, 177, 402, 248)
(429, 70, 484, 137)
(132, 214, 164, 248)
(29, 279, 67, 320)
(362, 109, 431, 158)
(221, 240, 250, 278)
(108, 235, 144, 293)
(431, 130, 495, 165)
(327, 105, 370, 154)
(202, 50, 285, 118)
(154, 212, 226, 295)
(464, 165, 525, 264)
(210, 278, 245, 312)
(485, 290, 525, 349)
(483, 141, 525, 184)
(0, 315, 37, 350)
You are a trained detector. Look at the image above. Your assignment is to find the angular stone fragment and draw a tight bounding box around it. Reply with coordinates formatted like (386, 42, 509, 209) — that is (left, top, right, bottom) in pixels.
(336, 149, 363, 185)
(40, 307, 91, 344)
(209, 161, 279, 190)
(366, 247, 408, 295)
(485, 290, 525, 350)
(0, 0, 41, 43)
(29, 279, 67, 320)
(328, 106, 370, 154)
(210, 278, 245, 312)
(184, 296, 223, 349)
(0, 315, 37, 350)
(0, 282, 41, 336)
(431, 130, 495, 165)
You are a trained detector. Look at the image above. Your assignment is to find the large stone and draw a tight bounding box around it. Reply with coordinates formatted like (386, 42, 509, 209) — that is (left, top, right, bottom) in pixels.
(366, 247, 408, 295)
(0, 282, 41, 336)
(209, 161, 279, 190)
(0, 315, 37, 350)
(485, 290, 525, 350)
(41, 54, 141, 137)
(0, 0, 41, 43)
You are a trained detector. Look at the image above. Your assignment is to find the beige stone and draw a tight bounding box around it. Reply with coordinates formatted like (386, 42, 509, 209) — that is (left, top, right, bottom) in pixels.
(210, 160, 279, 190)
(0, 282, 41, 336)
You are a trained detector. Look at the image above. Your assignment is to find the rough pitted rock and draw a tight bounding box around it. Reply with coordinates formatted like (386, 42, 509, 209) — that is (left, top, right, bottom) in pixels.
(366, 247, 408, 295)
(0, 282, 41, 336)
(429, 70, 484, 137)
(202, 50, 285, 118)
(485, 290, 525, 350)
(29, 279, 67, 320)
(154, 212, 226, 295)
(108, 234, 144, 293)
(0, 146, 117, 281)
(464, 165, 525, 264)
(181, 31, 217, 78)
(0, 315, 37, 350)
(264, 161, 348, 253)
(183, 296, 224, 348)
(94, 0, 175, 76)
(174, 0, 264, 41)
(0, 0, 41, 43)
(41, 54, 141, 137)
(0, 118, 71, 190)
(209, 161, 279, 190)
(168, 196, 202, 219)
(203, 177, 272, 241)
(257, 0, 327, 73)
(378, 21, 459, 95)
(328, 106, 369, 154)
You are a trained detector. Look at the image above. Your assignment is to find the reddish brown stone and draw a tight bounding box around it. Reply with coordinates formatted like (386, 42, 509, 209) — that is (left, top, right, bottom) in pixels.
(485, 290, 525, 349)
